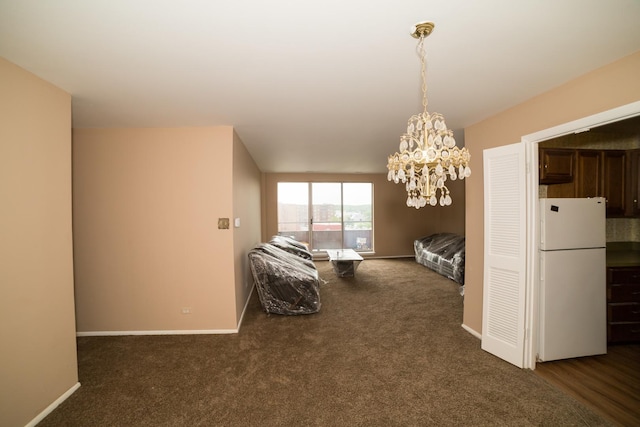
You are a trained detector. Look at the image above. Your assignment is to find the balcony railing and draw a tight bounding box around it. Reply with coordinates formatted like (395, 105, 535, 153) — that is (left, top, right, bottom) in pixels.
(277, 229, 372, 252)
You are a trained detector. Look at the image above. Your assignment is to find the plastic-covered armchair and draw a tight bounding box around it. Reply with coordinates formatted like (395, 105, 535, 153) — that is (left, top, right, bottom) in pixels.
(248, 243, 320, 315)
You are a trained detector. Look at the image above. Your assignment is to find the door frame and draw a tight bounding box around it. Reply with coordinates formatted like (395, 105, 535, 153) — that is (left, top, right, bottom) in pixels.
(521, 100, 640, 369)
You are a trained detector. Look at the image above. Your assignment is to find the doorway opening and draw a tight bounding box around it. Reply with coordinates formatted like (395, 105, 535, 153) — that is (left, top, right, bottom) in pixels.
(522, 100, 640, 369)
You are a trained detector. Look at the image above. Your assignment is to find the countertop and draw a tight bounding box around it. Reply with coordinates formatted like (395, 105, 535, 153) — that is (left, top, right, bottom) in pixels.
(606, 242, 640, 267)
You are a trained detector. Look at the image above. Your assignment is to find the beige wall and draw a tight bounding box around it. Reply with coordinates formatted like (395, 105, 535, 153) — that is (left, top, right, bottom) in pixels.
(463, 51, 640, 334)
(0, 58, 78, 426)
(73, 126, 257, 332)
(262, 173, 466, 257)
(232, 130, 262, 323)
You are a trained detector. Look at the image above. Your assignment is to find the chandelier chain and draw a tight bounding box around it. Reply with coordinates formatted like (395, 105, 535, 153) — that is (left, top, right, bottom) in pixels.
(418, 34, 428, 114)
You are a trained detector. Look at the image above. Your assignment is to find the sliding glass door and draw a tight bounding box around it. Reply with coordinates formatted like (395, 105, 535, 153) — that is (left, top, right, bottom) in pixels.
(277, 182, 373, 252)
(276, 182, 310, 245)
(310, 183, 342, 250)
(342, 183, 373, 251)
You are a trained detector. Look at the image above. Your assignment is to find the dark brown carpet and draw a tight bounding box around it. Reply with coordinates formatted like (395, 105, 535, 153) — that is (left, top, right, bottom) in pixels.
(40, 259, 611, 426)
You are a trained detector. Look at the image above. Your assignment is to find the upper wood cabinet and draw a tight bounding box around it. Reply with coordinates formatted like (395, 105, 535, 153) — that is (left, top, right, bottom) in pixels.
(539, 149, 574, 184)
(574, 150, 625, 216)
(540, 148, 635, 217)
(603, 151, 626, 216)
(575, 150, 602, 198)
(627, 149, 640, 217)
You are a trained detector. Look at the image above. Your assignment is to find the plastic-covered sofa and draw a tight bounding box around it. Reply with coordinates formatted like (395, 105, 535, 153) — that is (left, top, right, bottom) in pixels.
(268, 235, 313, 260)
(248, 238, 320, 315)
(414, 233, 466, 295)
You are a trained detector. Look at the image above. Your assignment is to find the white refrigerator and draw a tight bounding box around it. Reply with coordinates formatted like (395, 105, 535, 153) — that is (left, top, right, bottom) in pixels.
(538, 197, 607, 362)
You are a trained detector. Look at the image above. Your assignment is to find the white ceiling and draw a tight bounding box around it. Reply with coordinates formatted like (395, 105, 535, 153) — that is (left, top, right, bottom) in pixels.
(1, 0, 640, 173)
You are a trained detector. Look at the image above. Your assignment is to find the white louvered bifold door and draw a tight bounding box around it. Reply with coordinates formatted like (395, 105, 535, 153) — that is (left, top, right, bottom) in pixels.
(481, 143, 526, 368)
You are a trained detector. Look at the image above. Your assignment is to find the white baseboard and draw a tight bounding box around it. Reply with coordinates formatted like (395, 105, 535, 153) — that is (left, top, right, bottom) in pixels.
(461, 323, 482, 340)
(236, 284, 255, 332)
(77, 329, 238, 337)
(314, 254, 415, 261)
(26, 382, 81, 427)
(76, 286, 257, 337)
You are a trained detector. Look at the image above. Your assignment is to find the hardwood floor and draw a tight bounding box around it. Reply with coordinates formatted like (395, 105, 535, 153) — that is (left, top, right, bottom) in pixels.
(535, 344, 640, 426)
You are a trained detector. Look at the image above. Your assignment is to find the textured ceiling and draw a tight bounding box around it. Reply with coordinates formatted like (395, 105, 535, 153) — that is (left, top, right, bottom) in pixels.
(1, 0, 640, 173)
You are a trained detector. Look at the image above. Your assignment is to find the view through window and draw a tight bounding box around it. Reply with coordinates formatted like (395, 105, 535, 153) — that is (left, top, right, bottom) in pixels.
(277, 182, 373, 252)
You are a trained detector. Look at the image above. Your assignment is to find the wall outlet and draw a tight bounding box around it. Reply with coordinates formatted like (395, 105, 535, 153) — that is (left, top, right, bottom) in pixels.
(181, 307, 192, 314)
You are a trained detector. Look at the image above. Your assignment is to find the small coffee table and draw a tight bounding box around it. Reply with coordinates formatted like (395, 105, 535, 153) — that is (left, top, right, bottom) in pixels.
(325, 249, 364, 277)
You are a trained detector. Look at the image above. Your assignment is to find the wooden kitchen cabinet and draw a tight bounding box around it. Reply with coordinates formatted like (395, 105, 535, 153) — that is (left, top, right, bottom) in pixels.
(606, 266, 640, 343)
(575, 150, 602, 198)
(627, 149, 640, 217)
(603, 150, 626, 216)
(539, 148, 574, 184)
(543, 148, 629, 216)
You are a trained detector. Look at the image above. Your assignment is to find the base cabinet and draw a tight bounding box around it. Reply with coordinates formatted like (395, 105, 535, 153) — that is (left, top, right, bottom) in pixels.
(607, 266, 640, 343)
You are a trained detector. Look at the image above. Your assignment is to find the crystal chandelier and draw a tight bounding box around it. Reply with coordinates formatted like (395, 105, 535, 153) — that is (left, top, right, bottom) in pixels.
(387, 22, 471, 209)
